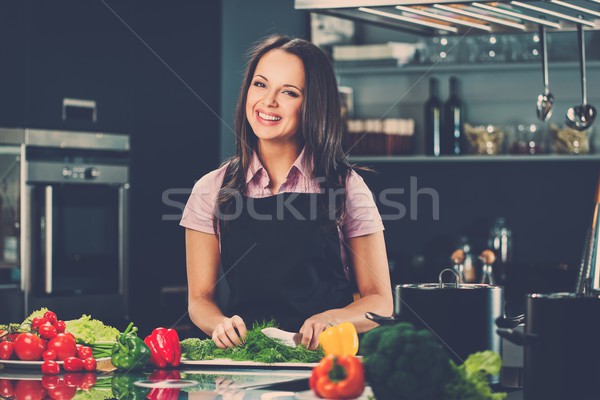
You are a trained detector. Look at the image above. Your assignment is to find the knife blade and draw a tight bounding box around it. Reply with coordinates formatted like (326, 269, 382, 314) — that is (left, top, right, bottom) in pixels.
(261, 327, 302, 348)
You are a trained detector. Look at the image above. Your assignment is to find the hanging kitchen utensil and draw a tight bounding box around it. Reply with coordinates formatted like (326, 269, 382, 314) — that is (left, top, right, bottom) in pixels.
(566, 19, 596, 130)
(575, 174, 600, 296)
(366, 268, 503, 378)
(536, 24, 554, 121)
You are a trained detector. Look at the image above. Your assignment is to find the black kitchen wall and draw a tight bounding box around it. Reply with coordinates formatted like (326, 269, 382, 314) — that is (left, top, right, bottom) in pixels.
(220, 0, 309, 160)
(127, 1, 221, 335)
(0, 1, 221, 333)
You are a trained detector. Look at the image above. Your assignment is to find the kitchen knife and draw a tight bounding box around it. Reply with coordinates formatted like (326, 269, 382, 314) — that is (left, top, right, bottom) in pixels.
(261, 327, 302, 348)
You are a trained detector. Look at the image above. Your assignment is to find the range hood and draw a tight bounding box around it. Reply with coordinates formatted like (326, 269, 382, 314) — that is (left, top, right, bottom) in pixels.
(295, 1, 600, 35)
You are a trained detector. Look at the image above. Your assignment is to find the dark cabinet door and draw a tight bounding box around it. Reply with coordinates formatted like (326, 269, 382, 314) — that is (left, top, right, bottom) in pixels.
(0, 1, 132, 132)
(0, 2, 27, 128)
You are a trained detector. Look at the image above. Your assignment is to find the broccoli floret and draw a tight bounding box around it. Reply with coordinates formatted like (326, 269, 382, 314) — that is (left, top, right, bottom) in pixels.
(361, 322, 453, 400)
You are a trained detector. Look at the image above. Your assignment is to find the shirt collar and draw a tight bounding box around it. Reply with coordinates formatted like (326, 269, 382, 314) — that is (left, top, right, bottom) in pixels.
(245, 147, 310, 185)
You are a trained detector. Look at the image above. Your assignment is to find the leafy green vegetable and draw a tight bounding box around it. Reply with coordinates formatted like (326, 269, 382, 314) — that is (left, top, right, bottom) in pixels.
(21, 307, 49, 328)
(180, 321, 323, 363)
(73, 388, 114, 400)
(444, 351, 506, 400)
(360, 323, 506, 400)
(65, 315, 120, 344)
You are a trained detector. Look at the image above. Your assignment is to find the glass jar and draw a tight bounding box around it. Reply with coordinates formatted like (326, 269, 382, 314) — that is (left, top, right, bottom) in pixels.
(550, 124, 593, 155)
(510, 123, 546, 155)
(463, 123, 507, 155)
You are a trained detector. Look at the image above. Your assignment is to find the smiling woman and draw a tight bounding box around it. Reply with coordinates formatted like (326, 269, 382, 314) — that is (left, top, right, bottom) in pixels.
(181, 34, 393, 351)
(246, 49, 305, 144)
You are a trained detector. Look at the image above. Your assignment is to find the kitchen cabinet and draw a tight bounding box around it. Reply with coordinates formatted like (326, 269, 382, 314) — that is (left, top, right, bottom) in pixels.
(0, 1, 132, 133)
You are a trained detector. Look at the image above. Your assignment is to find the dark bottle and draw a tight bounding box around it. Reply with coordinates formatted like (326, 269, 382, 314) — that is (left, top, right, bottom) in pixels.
(424, 77, 442, 156)
(443, 76, 463, 155)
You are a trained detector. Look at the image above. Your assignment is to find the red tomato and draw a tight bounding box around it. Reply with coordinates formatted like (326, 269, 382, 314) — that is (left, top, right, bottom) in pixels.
(14, 380, 47, 400)
(79, 373, 97, 390)
(45, 380, 76, 400)
(83, 357, 97, 372)
(31, 317, 49, 330)
(77, 346, 93, 359)
(13, 333, 46, 361)
(64, 332, 77, 342)
(44, 311, 58, 325)
(41, 375, 61, 390)
(38, 324, 58, 340)
(47, 334, 77, 361)
(55, 320, 66, 333)
(0, 379, 15, 398)
(43, 349, 57, 361)
(41, 360, 60, 375)
(62, 373, 84, 388)
(0, 341, 14, 360)
(62, 357, 84, 372)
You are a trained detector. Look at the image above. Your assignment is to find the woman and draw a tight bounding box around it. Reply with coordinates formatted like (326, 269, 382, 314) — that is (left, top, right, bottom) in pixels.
(181, 35, 392, 350)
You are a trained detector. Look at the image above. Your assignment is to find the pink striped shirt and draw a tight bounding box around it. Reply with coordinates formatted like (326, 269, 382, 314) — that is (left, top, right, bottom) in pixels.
(180, 149, 384, 269)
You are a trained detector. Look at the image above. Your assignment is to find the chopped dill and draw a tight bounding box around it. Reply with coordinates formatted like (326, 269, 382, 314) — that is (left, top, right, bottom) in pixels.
(180, 321, 324, 363)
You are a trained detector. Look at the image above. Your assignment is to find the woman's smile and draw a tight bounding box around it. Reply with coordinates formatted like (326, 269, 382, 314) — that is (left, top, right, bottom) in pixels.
(246, 49, 305, 142)
(256, 110, 282, 124)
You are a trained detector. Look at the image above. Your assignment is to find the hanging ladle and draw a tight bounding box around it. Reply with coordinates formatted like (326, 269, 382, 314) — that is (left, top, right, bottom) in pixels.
(536, 25, 554, 121)
(566, 19, 596, 131)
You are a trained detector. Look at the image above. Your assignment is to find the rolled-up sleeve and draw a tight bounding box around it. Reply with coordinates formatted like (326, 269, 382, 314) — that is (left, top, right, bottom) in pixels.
(180, 166, 227, 235)
(340, 170, 384, 238)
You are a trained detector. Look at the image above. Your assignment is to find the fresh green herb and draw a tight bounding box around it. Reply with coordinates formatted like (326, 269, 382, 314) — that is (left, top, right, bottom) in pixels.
(180, 321, 323, 363)
(65, 314, 120, 344)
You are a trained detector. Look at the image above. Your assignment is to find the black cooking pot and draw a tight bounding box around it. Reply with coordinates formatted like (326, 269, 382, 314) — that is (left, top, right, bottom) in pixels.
(367, 269, 504, 368)
(496, 292, 600, 400)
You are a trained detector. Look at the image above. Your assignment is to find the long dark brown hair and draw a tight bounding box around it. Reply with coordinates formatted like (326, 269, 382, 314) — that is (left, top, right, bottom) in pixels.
(215, 34, 353, 232)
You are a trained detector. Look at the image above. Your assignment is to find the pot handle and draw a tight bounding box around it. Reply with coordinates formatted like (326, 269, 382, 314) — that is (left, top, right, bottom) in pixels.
(496, 328, 539, 346)
(495, 313, 526, 329)
(365, 312, 398, 325)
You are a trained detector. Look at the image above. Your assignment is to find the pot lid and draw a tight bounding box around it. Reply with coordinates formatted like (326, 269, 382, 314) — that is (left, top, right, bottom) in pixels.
(398, 283, 500, 290)
(397, 269, 501, 290)
(529, 292, 600, 299)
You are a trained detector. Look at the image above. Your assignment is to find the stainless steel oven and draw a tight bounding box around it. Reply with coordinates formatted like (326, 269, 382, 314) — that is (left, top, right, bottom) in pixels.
(0, 128, 130, 322)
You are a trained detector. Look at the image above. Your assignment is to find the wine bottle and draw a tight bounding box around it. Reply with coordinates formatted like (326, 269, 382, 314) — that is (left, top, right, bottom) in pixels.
(443, 76, 463, 155)
(424, 77, 442, 156)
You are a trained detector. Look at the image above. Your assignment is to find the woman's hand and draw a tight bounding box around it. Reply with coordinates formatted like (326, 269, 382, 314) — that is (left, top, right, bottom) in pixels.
(299, 312, 337, 350)
(211, 315, 247, 349)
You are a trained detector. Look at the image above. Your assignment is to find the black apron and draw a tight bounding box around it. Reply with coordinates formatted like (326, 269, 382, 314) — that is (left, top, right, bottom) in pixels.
(219, 179, 354, 332)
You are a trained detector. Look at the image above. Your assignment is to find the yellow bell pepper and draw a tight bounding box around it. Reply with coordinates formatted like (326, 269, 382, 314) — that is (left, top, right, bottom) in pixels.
(318, 322, 359, 357)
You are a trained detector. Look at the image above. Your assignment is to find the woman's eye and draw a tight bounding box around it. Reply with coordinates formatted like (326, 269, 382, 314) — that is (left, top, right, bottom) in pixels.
(283, 90, 299, 98)
(252, 81, 266, 88)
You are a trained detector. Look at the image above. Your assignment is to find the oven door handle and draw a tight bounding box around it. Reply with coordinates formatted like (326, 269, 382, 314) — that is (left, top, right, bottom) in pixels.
(45, 185, 53, 294)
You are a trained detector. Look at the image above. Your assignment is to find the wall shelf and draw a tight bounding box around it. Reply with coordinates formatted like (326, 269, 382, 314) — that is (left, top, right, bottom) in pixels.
(296, 1, 600, 36)
(336, 60, 600, 76)
(349, 154, 600, 163)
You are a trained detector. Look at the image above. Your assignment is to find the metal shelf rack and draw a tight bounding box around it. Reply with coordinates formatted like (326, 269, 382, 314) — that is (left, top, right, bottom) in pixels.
(295, 1, 600, 35)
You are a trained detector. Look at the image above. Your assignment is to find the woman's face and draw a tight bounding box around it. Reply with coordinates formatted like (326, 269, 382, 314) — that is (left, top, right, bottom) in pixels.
(246, 49, 305, 145)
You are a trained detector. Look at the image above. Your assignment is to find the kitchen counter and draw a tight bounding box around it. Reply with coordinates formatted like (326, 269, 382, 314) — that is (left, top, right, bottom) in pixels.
(0, 365, 523, 399)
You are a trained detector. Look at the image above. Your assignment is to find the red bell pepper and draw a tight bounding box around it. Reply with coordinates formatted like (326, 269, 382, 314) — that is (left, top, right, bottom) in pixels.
(147, 370, 182, 400)
(144, 328, 181, 368)
(309, 355, 365, 399)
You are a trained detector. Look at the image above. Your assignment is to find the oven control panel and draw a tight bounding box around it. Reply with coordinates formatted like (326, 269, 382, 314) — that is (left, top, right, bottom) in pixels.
(61, 166, 100, 180)
(28, 162, 128, 185)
